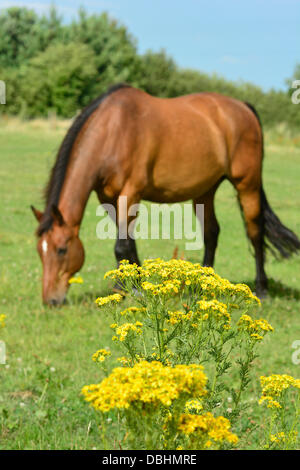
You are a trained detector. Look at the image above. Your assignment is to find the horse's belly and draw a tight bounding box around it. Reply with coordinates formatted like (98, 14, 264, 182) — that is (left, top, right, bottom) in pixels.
(144, 149, 225, 202)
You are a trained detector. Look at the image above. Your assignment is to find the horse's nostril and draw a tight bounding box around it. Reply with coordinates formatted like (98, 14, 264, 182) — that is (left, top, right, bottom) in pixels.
(49, 298, 58, 306)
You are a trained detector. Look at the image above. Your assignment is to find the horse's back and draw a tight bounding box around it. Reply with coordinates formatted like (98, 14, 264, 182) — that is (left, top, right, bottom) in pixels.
(96, 87, 262, 202)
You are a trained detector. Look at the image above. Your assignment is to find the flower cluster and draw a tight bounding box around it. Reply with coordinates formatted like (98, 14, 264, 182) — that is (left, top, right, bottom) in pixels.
(177, 412, 238, 447)
(111, 321, 143, 341)
(68, 275, 84, 284)
(104, 260, 140, 281)
(82, 361, 207, 412)
(92, 349, 111, 363)
(185, 399, 203, 414)
(167, 310, 192, 325)
(120, 306, 146, 316)
(95, 293, 123, 306)
(103, 258, 261, 305)
(238, 314, 273, 341)
(141, 280, 181, 296)
(259, 374, 300, 408)
(196, 299, 231, 328)
(269, 431, 298, 447)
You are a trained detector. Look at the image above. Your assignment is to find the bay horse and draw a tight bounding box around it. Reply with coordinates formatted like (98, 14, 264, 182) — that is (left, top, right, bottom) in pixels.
(31, 83, 300, 305)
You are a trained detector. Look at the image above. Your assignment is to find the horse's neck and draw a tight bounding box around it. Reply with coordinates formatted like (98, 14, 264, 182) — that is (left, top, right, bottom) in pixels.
(58, 160, 96, 230)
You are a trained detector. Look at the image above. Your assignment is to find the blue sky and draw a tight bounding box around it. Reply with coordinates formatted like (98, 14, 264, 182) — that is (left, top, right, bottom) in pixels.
(1, 0, 299, 90)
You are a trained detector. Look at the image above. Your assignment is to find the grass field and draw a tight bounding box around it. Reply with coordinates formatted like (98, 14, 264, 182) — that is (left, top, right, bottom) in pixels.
(0, 119, 299, 449)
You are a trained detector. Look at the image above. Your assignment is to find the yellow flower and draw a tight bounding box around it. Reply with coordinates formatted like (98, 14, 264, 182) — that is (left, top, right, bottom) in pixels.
(92, 349, 111, 363)
(68, 275, 83, 284)
(104, 260, 140, 281)
(260, 374, 299, 395)
(167, 310, 192, 325)
(196, 299, 231, 327)
(177, 413, 238, 446)
(270, 432, 286, 443)
(0, 314, 6, 329)
(103, 258, 260, 305)
(185, 399, 203, 413)
(259, 374, 300, 408)
(270, 431, 298, 446)
(120, 306, 146, 316)
(141, 280, 181, 296)
(95, 293, 123, 306)
(82, 361, 207, 412)
(250, 333, 263, 341)
(111, 322, 143, 341)
(259, 396, 281, 409)
(238, 314, 273, 341)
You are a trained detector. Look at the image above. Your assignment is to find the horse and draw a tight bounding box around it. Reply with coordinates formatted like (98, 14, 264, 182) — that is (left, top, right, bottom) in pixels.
(31, 83, 300, 305)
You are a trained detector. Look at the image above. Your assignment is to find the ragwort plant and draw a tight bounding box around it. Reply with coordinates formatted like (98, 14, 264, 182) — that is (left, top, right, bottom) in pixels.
(259, 374, 300, 449)
(82, 259, 275, 449)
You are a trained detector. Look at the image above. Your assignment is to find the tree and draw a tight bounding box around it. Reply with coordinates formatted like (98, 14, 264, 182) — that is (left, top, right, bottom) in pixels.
(0, 7, 63, 68)
(66, 8, 141, 94)
(19, 42, 98, 117)
(138, 50, 178, 97)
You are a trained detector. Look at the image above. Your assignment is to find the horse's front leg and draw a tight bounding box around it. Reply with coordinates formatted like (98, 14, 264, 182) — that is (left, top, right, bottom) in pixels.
(113, 184, 142, 291)
(114, 235, 140, 267)
(193, 183, 221, 267)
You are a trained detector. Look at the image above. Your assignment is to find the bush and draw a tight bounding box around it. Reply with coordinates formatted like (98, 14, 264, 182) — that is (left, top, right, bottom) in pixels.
(17, 42, 98, 117)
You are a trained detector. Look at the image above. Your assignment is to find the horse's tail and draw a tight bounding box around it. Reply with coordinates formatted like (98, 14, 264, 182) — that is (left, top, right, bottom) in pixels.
(244, 102, 300, 259)
(260, 187, 300, 258)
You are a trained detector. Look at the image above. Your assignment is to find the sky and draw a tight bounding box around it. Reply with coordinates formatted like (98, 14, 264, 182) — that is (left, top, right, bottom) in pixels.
(1, 0, 299, 90)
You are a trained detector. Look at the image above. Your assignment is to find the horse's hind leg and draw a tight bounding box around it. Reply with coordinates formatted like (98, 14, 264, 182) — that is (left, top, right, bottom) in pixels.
(234, 181, 267, 298)
(193, 183, 221, 267)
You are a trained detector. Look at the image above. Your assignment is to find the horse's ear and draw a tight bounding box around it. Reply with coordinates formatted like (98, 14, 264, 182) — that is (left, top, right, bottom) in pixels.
(31, 205, 43, 222)
(51, 205, 65, 226)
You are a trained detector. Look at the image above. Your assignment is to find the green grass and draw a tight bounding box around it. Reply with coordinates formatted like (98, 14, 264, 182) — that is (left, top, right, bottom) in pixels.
(0, 122, 299, 449)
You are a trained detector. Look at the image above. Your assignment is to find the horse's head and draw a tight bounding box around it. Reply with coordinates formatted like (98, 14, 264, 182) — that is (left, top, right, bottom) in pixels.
(31, 205, 85, 305)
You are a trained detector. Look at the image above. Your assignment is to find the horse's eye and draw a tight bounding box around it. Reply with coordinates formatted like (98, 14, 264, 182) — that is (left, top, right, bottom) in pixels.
(57, 247, 67, 256)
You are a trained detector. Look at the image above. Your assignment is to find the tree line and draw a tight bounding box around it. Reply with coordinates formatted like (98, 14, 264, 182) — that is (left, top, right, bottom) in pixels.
(0, 6, 299, 128)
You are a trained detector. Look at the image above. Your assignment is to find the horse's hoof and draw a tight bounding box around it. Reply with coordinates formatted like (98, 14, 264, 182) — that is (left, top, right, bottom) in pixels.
(132, 287, 143, 298)
(255, 279, 268, 300)
(255, 288, 268, 300)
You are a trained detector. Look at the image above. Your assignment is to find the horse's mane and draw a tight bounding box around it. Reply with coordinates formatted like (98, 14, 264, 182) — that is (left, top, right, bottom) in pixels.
(37, 83, 130, 236)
